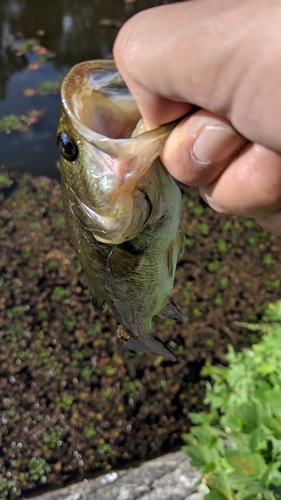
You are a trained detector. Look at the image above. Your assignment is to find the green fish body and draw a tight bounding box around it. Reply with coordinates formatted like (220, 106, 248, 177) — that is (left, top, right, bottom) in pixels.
(57, 60, 184, 361)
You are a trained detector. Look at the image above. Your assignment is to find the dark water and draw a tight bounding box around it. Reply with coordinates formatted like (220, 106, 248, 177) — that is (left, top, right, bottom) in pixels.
(0, 0, 175, 179)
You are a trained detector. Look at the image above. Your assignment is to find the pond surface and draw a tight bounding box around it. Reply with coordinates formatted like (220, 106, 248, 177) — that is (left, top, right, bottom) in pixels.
(0, 0, 176, 179)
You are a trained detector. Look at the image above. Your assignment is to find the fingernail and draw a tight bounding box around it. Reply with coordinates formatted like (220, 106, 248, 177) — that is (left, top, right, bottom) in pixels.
(192, 125, 244, 163)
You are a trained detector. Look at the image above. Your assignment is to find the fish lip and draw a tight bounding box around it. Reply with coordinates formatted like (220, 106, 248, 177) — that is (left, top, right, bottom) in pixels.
(61, 96, 176, 158)
(60, 60, 178, 158)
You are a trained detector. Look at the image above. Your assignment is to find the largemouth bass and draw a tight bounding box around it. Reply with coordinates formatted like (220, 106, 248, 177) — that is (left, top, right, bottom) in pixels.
(57, 60, 184, 362)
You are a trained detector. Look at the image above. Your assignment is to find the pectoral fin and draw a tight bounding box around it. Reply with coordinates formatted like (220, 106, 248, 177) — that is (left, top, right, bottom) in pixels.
(159, 297, 183, 321)
(107, 242, 143, 277)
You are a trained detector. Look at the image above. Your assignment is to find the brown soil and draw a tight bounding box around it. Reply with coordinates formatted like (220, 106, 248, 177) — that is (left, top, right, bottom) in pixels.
(1, 165, 281, 498)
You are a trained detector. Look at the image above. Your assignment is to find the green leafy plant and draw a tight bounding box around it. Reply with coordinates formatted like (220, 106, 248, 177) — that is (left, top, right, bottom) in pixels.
(183, 300, 281, 499)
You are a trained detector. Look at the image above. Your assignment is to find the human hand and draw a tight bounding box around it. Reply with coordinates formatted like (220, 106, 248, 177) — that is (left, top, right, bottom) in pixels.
(113, 0, 281, 235)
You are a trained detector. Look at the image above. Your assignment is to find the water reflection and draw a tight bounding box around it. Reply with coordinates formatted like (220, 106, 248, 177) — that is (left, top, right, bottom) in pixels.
(0, 0, 176, 177)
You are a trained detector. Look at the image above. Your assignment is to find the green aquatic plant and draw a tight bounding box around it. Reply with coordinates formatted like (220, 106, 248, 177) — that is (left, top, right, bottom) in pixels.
(42, 426, 64, 450)
(0, 110, 45, 134)
(198, 223, 210, 236)
(50, 286, 71, 301)
(23, 79, 60, 97)
(87, 322, 102, 336)
(80, 365, 92, 381)
(207, 261, 222, 273)
(183, 300, 281, 499)
(28, 457, 51, 483)
(82, 423, 97, 440)
(55, 395, 74, 412)
(29, 221, 41, 230)
(0, 172, 13, 189)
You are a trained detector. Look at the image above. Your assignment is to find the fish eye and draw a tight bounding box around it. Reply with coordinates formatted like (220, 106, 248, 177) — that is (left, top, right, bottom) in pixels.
(57, 132, 79, 162)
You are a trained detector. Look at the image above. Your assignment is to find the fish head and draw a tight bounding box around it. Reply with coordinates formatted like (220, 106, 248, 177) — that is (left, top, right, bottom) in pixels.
(57, 60, 177, 244)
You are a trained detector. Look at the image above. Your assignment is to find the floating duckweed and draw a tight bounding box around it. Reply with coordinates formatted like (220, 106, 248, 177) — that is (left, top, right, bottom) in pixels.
(197, 223, 210, 236)
(87, 322, 102, 336)
(190, 204, 205, 216)
(100, 387, 112, 398)
(219, 219, 233, 231)
(213, 294, 224, 306)
(47, 259, 58, 269)
(185, 237, 195, 248)
(21, 249, 33, 260)
(6, 305, 26, 319)
(0, 172, 13, 189)
(50, 286, 71, 301)
(52, 215, 65, 227)
(37, 347, 52, 365)
(82, 423, 97, 440)
(42, 426, 64, 450)
(29, 221, 41, 230)
(191, 307, 203, 319)
(103, 365, 117, 377)
(35, 190, 48, 201)
(28, 457, 51, 483)
(37, 309, 48, 321)
(242, 219, 256, 229)
(264, 278, 281, 291)
(263, 253, 276, 266)
(23, 80, 60, 97)
(71, 350, 84, 362)
(55, 395, 74, 412)
(214, 238, 230, 253)
(97, 443, 111, 455)
(80, 365, 92, 381)
(207, 261, 221, 273)
(216, 276, 229, 289)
